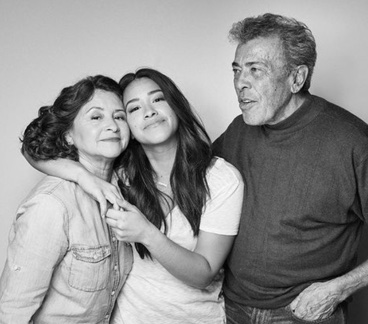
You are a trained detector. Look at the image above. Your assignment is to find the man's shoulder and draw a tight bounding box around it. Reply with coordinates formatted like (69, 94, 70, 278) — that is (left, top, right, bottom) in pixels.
(314, 95, 368, 135)
(214, 114, 254, 141)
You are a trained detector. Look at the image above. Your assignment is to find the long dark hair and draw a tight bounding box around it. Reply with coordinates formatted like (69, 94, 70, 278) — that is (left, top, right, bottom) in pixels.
(117, 68, 213, 259)
(21, 75, 124, 163)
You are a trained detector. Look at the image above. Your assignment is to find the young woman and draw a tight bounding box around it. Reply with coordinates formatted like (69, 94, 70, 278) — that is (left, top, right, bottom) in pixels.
(0, 75, 133, 323)
(24, 68, 244, 324)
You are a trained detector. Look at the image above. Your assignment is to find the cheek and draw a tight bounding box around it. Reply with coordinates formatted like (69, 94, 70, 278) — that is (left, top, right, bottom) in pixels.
(127, 124, 140, 140)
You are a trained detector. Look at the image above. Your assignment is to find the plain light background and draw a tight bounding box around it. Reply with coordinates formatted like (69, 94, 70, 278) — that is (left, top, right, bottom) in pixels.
(1, 0, 368, 322)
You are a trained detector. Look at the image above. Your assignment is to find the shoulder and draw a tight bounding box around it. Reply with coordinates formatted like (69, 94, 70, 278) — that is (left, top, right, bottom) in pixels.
(215, 115, 247, 139)
(206, 157, 243, 190)
(200, 158, 244, 235)
(212, 115, 255, 158)
(314, 95, 368, 137)
(18, 176, 80, 216)
(311, 95, 368, 162)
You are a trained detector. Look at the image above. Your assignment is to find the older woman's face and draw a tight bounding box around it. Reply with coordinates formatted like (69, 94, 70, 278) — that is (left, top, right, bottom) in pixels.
(66, 90, 130, 165)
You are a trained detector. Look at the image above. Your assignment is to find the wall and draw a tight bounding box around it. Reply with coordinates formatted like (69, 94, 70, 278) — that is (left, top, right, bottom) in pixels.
(1, 0, 368, 322)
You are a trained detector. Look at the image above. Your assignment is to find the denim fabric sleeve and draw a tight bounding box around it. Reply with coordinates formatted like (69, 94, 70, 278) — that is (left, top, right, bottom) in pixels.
(0, 193, 69, 323)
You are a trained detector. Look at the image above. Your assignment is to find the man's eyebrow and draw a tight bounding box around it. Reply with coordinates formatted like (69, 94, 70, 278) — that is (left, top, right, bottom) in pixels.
(232, 61, 267, 68)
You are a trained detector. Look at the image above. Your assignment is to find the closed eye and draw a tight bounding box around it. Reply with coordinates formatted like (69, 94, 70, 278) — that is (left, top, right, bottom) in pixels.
(127, 106, 140, 113)
(115, 114, 126, 121)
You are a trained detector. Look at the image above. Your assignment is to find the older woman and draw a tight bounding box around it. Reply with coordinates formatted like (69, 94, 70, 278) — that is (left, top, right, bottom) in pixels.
(0, 75, 132, 323)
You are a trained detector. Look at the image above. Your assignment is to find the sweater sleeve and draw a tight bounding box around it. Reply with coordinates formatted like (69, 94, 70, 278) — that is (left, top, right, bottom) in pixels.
(0, 193, 69, 323)
(355, 153, 368, 223)
(199, 158, 244, 235)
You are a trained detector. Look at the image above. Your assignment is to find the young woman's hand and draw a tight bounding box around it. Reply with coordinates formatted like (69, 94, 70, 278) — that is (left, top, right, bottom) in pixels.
(105, 200, 156, 243)
(23, 152, 124, 217)
(77, 172, 123, 217)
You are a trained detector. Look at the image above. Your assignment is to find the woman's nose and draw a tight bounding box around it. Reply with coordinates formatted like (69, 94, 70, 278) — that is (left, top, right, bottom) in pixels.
(144, 105, 157, 119)
(106, 118, 119, 132)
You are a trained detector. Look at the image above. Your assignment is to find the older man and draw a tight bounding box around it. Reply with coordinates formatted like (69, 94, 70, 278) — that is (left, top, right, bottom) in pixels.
(213, 13, 368, 324)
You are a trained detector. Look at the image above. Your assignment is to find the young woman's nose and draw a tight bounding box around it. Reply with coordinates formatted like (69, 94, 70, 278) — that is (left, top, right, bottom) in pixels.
(144, 104, 157, 119)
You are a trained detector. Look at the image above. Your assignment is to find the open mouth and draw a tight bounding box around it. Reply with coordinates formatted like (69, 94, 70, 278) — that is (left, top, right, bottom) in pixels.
(239, 98, 255, 104)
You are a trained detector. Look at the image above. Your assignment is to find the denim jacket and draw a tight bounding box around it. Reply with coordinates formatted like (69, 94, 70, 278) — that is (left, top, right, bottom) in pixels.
(0, 175, 133, 323)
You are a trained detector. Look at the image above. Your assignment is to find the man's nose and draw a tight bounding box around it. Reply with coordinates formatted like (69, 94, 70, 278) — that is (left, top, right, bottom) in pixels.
(234, 70, 251, 92)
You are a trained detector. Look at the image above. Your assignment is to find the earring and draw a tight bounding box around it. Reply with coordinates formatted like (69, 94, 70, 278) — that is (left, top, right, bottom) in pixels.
(65, 135, 73, 146)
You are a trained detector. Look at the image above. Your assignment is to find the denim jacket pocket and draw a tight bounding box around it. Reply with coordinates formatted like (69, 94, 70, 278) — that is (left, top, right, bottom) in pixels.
(69, 245, 111, 292)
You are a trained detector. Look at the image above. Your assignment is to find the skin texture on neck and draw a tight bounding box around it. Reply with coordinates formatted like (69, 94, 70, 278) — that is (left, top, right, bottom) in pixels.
(78, 155, 114, 182)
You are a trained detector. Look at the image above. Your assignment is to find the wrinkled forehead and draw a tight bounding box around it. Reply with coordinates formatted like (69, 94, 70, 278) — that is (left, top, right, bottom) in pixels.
(234, 36, 287, 66)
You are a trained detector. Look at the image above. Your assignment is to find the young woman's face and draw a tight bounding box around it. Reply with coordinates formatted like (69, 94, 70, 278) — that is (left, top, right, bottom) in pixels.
(66, 89, 130, 165)
(123, 77, 179, 149)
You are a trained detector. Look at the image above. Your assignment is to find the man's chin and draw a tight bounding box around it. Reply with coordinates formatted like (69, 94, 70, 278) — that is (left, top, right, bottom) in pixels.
(241, 113, 263, 126)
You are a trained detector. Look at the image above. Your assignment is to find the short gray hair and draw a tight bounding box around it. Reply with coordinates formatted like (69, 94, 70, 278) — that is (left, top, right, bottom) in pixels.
(229, 13, 317, 92)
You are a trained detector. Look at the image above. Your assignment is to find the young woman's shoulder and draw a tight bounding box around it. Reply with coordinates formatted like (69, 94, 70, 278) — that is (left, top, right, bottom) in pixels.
(206, 157, 243, 190)
(208, 157, 243, 180)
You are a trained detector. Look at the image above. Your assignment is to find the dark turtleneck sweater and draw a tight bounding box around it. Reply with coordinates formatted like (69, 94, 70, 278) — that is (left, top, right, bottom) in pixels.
(213, 93, 368, 308)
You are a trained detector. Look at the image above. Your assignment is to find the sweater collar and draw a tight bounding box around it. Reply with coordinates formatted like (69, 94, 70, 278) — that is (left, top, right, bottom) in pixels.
(262, 93, 321, 134)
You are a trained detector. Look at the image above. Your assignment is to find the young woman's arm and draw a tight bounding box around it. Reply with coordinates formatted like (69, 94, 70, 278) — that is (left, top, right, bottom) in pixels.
(105, 163, 244, 288)
(106, 201, 234, 288)
(23, 151, 122, 216)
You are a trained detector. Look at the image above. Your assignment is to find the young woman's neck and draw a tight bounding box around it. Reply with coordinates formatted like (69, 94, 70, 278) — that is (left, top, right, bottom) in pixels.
(142, 142, 177, 178)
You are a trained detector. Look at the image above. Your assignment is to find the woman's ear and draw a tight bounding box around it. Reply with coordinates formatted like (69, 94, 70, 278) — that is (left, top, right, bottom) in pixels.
(291, 65, 309, 93)
(65, 132, 74, 146)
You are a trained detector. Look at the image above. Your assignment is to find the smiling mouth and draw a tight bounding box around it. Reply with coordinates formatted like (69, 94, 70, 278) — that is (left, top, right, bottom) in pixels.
(101, 138, 121, 142)
(144, 120, 165, 129)
(239, 98, 255, 104)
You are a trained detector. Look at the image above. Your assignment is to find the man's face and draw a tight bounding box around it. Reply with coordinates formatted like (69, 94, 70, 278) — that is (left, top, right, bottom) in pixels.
(232, 36, 296, 126)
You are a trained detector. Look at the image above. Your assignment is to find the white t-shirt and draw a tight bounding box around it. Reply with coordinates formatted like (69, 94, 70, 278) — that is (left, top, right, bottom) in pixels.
(111, 157, 244, 324)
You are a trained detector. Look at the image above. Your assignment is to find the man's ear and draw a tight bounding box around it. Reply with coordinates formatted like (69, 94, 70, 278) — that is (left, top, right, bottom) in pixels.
(291, 65, 308, 93)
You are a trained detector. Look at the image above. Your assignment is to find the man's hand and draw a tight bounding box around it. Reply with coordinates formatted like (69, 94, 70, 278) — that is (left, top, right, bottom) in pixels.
(290, 280, 343, 321)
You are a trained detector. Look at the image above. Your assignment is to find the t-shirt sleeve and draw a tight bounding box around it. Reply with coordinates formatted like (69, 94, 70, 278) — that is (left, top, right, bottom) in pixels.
(199, 158, 244, 235)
